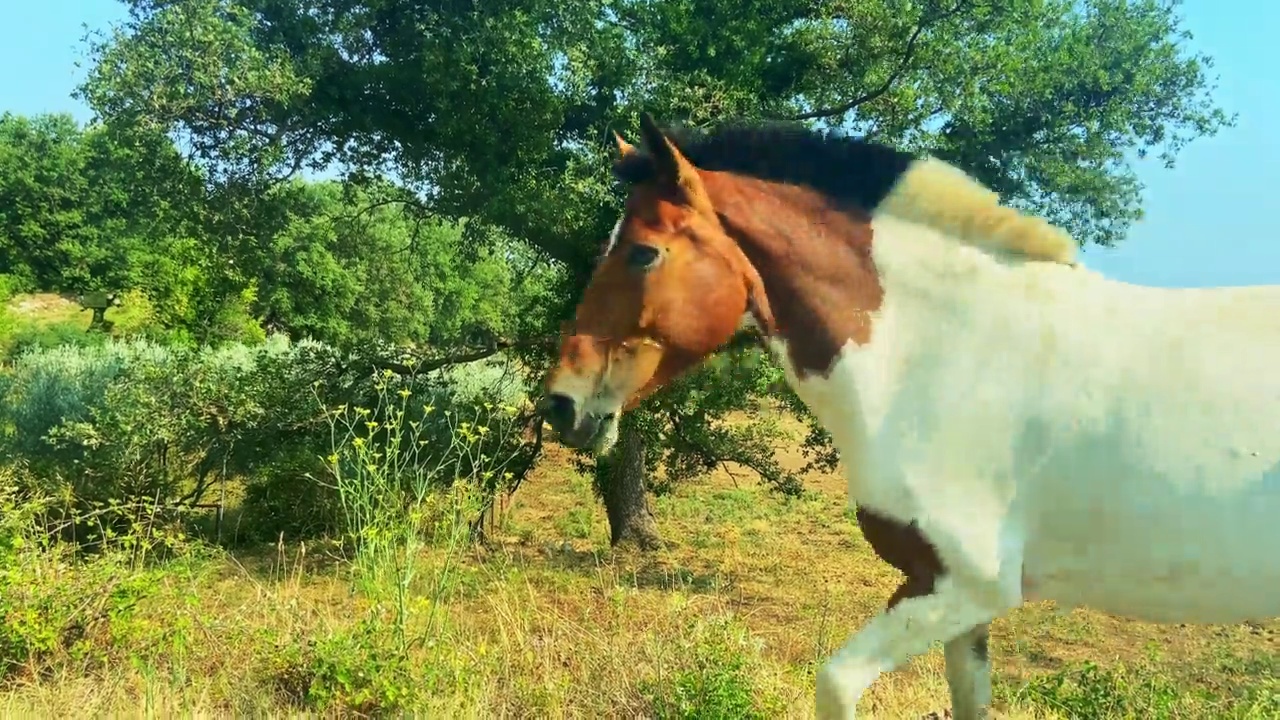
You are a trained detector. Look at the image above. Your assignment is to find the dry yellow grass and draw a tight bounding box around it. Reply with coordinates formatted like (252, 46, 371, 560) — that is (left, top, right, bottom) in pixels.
(2, 415, 1276, 718)
(4, 293, 84, 322)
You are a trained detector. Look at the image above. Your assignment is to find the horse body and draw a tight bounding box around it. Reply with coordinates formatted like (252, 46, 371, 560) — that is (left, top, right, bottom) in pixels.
(769, 211, 1280, 629)
(758, 212, 1280, 718)
(540, 115, 1279, 719)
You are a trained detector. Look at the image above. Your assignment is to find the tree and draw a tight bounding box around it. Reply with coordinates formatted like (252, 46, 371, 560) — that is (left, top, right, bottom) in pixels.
(593, 414, 662, 550)
(79, 0, 1231, 547)
(0, 113, 207, 303)
(0, 113, 95, 291)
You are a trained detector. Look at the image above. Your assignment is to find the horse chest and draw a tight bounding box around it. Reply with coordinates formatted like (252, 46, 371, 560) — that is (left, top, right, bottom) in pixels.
(767, 334, 935, 514)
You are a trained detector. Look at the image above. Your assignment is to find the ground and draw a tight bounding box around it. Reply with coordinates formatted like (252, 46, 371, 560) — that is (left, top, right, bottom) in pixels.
(3, 292, 86, 327)
(1, 291, 148, 355)
(1, 413, 1276, 718)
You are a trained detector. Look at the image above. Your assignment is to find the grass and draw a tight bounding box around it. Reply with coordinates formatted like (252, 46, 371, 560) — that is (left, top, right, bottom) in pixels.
(1, 292, 156, 358)
(2, 415, 1277, 718)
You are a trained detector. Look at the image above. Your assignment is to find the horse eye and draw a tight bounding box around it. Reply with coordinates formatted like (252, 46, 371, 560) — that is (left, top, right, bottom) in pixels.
(626, 244, 661, 271)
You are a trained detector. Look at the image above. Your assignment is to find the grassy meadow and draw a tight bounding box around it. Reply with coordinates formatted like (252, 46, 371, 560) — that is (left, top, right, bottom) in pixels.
(0, 295, 1276, 719)
(3, 426, 1277, 718)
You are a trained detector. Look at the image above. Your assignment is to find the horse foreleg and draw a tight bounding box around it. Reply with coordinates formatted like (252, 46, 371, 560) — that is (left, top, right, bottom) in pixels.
(882, 578, 993, 720)
(815, 577, 1004, 720)
(943, 622, 992, 720)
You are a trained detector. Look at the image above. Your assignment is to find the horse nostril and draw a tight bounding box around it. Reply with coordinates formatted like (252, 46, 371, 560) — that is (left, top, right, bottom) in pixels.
(541, 393, 577, 431)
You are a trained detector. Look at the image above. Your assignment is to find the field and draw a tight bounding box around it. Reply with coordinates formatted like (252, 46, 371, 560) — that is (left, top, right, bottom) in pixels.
(2, 409, 1276, 719)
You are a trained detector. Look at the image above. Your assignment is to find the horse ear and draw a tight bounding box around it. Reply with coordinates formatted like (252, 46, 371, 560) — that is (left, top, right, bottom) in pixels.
(638, 113, 713, 214)
(612, 130, 637, 158)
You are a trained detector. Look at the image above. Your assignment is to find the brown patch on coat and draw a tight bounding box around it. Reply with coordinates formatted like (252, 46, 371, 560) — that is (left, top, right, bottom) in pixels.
(696, 171, 885, 377)
(856, 507, 946, 610)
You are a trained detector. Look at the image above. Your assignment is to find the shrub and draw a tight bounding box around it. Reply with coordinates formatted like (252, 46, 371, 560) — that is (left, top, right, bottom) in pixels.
(2, 319, 107, 360)
(639, 614, 784, 720)
(442, 353, 531, 408)
(0, 334, 541, 545)
(1009, 659, 1280, 719)
(0, 341, 146, 489)
(292, 610, 428, 715)
(0, 473, 201, 682)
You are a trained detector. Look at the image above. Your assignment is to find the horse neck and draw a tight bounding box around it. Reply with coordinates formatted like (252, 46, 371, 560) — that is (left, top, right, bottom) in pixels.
(707, 172, 1057, 372)
(702, 172, 888, 376)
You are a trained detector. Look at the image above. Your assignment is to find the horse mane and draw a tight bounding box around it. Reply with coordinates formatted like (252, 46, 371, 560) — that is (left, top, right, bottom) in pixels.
(613, 120, 1077, 265)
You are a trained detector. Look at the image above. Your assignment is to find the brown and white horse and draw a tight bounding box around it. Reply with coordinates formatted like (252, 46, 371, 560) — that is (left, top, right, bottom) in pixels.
(538, 114, 1280, 719)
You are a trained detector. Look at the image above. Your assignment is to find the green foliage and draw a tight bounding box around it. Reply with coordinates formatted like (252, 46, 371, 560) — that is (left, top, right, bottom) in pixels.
(0, 113, 92, 291)
(287, 490, 486, 715)
(639, 614, 783, 720)
(238, 447, 341, 540)
(1009, 659, 1280, 719)
(322, 375, 520, 617)
(82, 0, 1232, 253)
(1, 340, 234, 525)
(0, 110, 553, 353)
(0, 337, 529, 706)
(248, 180, 559, 350)
(299, 614, 425, 715)
(647, 347, 799, 495)
(0, 292, 171, 363)
(0, 275, 21, 300)
(80, 0, 313, 186)
(73, 0, 1234, 497)
(265, 390, 511, 716)
(0, 342, 140, 472)
(0, 473, 203, 682)
(0, 334, 541, 546)
(0, 113, 204, 297)
(3, 319, 109, 359)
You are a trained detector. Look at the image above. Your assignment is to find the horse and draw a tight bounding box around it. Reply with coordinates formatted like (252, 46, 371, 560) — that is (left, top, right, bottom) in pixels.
(537, 113, 1280, 719)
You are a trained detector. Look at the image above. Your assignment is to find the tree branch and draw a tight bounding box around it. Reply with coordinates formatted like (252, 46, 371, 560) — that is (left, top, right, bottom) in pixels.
(790, 0, 975, 122)
(351, 335, 557, 378)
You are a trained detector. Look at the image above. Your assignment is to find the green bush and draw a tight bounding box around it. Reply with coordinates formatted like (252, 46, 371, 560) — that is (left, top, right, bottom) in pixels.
(1, 340, 217, 534)
(3, 319, 106, 359)
(442, 354, 531, 408)
(0, 474, 198, 682)
(0, 341, 144, 474)
(293, 612, 426, 715)
(236, 448, 338, 542)
(0, 334, 540, 545)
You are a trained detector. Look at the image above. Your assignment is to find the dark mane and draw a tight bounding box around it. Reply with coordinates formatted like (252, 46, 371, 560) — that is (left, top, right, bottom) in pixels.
(612, 120, 917, 212)
(608, 117, 1078, 265)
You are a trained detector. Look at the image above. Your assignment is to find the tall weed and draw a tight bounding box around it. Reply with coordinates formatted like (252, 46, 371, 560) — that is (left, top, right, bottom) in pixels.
(321, 368, 526, 644)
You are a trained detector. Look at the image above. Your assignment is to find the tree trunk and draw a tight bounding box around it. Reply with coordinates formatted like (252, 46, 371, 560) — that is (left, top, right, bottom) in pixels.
(593, 415, 662, 550)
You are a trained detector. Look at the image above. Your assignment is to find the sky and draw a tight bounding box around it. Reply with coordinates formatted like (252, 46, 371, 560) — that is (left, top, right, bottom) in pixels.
(1, 0, 1276, 288)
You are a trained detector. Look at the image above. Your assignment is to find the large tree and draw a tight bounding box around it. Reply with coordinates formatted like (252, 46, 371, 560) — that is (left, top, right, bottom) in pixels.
(79, 0, 1231, 545)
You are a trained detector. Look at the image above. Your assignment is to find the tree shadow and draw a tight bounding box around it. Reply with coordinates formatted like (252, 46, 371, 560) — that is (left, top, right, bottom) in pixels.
(215, 537, 352, 585)
(534, 542, 733, 595)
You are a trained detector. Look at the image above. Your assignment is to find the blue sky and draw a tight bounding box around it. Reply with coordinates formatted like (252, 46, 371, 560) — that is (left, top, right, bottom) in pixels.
(2, 0, 1275, 288)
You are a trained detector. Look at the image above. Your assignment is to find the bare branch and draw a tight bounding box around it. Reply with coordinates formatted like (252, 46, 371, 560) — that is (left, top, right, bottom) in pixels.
(348, 335, 555, 379)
